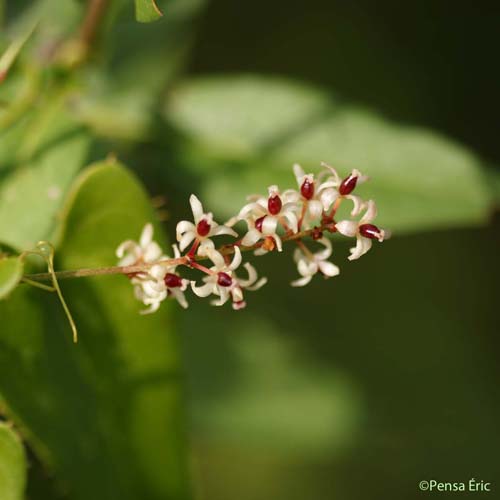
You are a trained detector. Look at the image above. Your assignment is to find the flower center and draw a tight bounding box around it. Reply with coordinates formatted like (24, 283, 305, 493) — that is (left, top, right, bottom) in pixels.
(164, 273, 183, 288)
(255, 215, 266, 232)
(196, 219, 211, 237)
(217, 272, 233, 287)
(267, 194, 282, 215)
(339, 174, 358, 195)
(359, 223, 381, 239)
(300, 179, 314, 200)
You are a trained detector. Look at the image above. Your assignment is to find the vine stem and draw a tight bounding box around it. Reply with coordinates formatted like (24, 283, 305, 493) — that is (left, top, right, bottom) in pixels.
(22, 223, 336, 283)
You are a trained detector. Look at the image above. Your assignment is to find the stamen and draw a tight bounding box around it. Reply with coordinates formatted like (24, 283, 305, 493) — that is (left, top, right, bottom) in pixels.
(217, 272, 233, 287)
(359, 223, 381, 239)
(164, 273, 183, 288)
(339, 174, 358, 195)
(268, 195, 282, 215)
(196, 219, 211, 237)
(300, 178, 314, 200)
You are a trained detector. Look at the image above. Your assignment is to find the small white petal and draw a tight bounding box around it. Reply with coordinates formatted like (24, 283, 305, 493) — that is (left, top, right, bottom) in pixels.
(238, 262, 258, 287)
(282, 210, 298, 233)
(206, 249, 225, 269)
(348, 236, 372, 261)
(293, 163, 305, 185)
(344, 195, 364, 216)
(246, 277, 267, 291)
(116, 240, 136, 258)
(318, 260, 340, 277)
(241, 228, 262, 247)
(190, 280, 216, 297)
(140, 301, 161, 315)
(274, 234, 283, 252)
(315, 237, 333, 260)
(189, 194, 204, 222)
(261, 216, 278, 235)
(171, 288, 188, 309)
(211, 225, 238, 238)
(179, 231, 196, 251)
(231, 286, 244, 303)
(291, 275, 313, 287)
(336, 220, 358, 237)
(298, 258, 317, 277)
(307, 200, 323, 220)
(140, 224, 154, 248)
(230, 246, 242, 270)
(176, 220, 196, 239)
(360, 200, 377, 224)
(172, 244, 181, 258)
(320, 188, 339, 211)
(143, 242, 163, 263)
(282, 189, 301, 204)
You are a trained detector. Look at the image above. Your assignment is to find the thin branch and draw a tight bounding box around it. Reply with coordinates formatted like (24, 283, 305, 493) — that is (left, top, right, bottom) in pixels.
(22, 224, 335, 283)
(78, 0, 109, 49)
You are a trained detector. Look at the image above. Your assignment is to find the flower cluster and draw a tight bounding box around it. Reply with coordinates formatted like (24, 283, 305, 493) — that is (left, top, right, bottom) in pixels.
(116, 162, 387, 313)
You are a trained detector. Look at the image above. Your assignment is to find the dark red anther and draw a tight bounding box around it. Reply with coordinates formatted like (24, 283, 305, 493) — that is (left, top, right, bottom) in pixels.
(164, 273, 183, 288)
(359, 224, 381, 239)
(300, 179, 314, 200)
(268, 194, 282, 215)
(339, 173, 358, 195)
(255, 216, 266, 232)
(217, 272, 233, 287)
(196, 218, 211, 237)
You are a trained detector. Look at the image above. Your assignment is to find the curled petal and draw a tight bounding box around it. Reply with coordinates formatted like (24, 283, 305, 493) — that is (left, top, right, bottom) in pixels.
(232, 300, 247, 310)
(230, 246, 242, 270)
(344, 195, 364, 217)
(274, 234, 283, 252)
(319, 187, 339, 211)
(315, 237, 333, 260)
(179, 231, 196, 251)
(238, 262, 257, 287)
(140, 223, 154, 248)
(205, 248, 225, 269)
(189, 194, 204, 222)
(176, 220, 196, 240)
(140, 301, 161, 315)
(348, 236, 372, 261)
(246, 276, 267, 291)
(360, 200, 377, 224)
(116, 240, 136, 259)
(210, 224, 238, 238)
(318, 260, 340, 277)
(319, 162, 341, 184)
(172, 244, 181, 259)
(241, 228, 262, 247)
(191, 280, 216, 297)
(291, 275, 313, 287)
(214, 286, 230, 306)
(170, 288, 188, 309)
(335, 220, 358, 237)
(231, 286, 244, 303)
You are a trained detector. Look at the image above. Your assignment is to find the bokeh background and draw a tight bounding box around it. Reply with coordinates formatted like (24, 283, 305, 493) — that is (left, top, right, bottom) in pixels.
(1, 1, 499, 499)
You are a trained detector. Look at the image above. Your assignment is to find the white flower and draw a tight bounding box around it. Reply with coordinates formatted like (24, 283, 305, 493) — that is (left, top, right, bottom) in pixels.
(116, 223, 164, 266)
(129, 244, 189, 314)
(190, 247, 267, 309)
(291, 238, 340, 287)
(319, 162, 367, 216)
(176, 194, 237, 253)
(282, 163, 341, 228)
(335, 200, 386, 260)
(237, 185, 299, 252)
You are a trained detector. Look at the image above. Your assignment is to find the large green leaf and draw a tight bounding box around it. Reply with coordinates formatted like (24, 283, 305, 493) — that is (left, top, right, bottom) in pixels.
(165, 75, 491, 233)
(0, 160, 189, 499)
(0, 92, 91, 250)
(0, 256, 23, 299)
(0, 423, 26, 500)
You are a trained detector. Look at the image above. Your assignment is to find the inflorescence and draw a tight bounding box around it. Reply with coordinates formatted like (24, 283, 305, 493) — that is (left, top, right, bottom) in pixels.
(116, 162, 388, 313)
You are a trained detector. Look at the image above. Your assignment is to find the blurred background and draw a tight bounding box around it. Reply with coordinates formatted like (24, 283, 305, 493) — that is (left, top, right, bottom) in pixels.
(1, 1, 499, 499)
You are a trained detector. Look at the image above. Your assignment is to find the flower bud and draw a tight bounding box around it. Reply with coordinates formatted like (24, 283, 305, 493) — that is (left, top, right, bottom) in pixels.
(217, 272, 233, 287)
(196, 218, 211, 236)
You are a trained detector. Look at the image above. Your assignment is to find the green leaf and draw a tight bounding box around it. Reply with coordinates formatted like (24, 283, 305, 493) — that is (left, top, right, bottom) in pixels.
(165, 75, 491, 233)
(0, 160, 190, 500)
(0, 423, 26, 500)
(0, 257, 23, 300)
(0, 93, 91, 250)
(135, 0, 163, 23)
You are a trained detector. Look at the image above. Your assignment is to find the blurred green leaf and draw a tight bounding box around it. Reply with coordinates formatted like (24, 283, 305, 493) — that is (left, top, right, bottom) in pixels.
(135, 0, 163, 23)
(0, 93, 90, 250)
(165, 75, 491, 233)
(0, 160, 189, 500)
(0, 256, 23, 299)
(0, 423, 26, 500)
